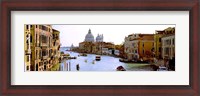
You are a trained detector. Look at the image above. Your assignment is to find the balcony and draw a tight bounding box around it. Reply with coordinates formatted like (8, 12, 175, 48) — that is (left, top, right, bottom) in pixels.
(25, 49, 31, 55)
(40, 43, 48, 47)
(42, 56, 48, 60)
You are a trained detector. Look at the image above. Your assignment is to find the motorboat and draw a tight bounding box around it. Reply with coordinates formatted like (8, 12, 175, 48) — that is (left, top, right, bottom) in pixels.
(116, 66, 126, 71)
(157, 66, 168, 71)
(95, 55, 101, 61)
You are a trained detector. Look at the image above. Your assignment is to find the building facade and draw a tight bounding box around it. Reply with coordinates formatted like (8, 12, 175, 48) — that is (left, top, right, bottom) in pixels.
(124, 34, 154, 61)
(79, 29, 114, 54)
(161, 35, 175, 59)
(24, 25, 60, 71)
(154, 27, 175, 59)
(154, 30, 165, 58)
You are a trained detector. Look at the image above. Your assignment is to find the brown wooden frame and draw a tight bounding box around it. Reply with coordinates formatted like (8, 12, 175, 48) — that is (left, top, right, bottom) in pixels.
(0, 0, 199, 96)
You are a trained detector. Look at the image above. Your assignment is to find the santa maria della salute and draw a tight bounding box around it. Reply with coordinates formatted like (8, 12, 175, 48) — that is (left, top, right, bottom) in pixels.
(78, 29, 115, 54)
(84, 29, 103, 42)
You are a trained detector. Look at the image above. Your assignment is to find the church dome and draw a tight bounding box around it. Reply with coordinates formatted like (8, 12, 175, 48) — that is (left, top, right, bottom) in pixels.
(85, 29, 94, 42)
(96, 34, 103, 42)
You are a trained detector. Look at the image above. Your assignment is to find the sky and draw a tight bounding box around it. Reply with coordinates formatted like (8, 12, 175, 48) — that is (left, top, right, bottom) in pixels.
(52, 25, 175, 47)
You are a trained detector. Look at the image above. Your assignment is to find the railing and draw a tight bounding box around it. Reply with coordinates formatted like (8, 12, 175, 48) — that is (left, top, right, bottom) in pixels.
(42, 56, 48, 60)
(40, 43, 48, 47)
(25, 49, 31, 55)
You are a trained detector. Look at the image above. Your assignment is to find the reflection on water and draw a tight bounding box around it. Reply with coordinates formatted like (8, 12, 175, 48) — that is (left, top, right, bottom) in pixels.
(60, 47, 152, 71)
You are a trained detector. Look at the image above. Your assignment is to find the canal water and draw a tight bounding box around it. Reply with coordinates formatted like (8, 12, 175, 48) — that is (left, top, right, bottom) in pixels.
(60, 47, 153, 71)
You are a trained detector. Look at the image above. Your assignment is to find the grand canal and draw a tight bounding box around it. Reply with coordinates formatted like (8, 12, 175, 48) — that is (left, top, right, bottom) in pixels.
(59, 47, 154, 71)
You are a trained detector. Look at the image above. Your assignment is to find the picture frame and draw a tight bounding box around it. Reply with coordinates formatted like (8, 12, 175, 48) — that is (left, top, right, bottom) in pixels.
(0, 0, 199, 95)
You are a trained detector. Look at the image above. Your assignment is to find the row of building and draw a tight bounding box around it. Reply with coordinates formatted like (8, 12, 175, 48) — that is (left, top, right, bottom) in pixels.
(24, 25, 61, 71)
(77, 29, 118, 55)
(124, 27, 175, 61)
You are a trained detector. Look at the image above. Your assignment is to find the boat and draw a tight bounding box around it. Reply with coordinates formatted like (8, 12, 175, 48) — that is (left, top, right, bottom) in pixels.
(157, 66, 168, 71)
(116, 66, 126, 71)
(80, 53, 87, 56)
(95, 55, 101, 61)
(68, 56, 77, 59)
(119, 58, 148, 63)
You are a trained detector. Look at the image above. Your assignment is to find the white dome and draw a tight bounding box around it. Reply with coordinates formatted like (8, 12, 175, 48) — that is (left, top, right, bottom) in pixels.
(85, 29, 94, 42)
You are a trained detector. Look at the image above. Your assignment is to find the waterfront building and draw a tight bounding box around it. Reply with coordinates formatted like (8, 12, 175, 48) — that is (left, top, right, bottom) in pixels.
(154, 27, 175, 59)
(154, 30, 165, 59)
(124, 34, 154, 61)
(114, 44, 125, 58)
(52, 29, 61, 65)
(161, 27, 175, 59)
(102, 48, 109, 55)
(24, 25, 31, 71)
(114, 50, 120, 56)
(24, 25, 60, 71)
(79, 42, 94, 53)
(79, 29, 114, 54)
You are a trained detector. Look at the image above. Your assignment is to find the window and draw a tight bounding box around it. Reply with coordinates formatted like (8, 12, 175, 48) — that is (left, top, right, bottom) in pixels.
(26, 66, 29, 71)
(172, 39, 175, 45)
(53, 34, 55, 39)
(165, 48, 169, 55)
(44, 65, 46, 70)
(143, 43, 144, 47)
(36, 64, 38, 71)
(30, 35, 32, 43)
(36, 50, 38, 59)
(143, 50, 145, 54)
(36, 25, 37, 28)
(159, 38, 161, 42)
(42, 50, 47, 56)
(26, 35, 29, 43)
(159, 47, 161, 52)
(49, 37, 50, 47)
(27, 55, 29, 62)
(49, 50, 51, 57)
(36, 34, 37, 46)
(54, 41, 56, 46)
(26, 25, 29, 29)
(30, 25, 33, 28)
(39, 50, 41, 59)
(42, 25, 46, 31)
(41, 35, 47, 43)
